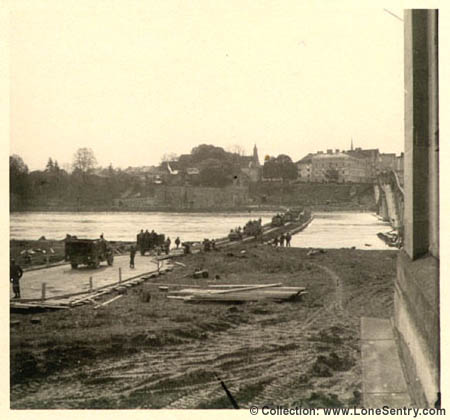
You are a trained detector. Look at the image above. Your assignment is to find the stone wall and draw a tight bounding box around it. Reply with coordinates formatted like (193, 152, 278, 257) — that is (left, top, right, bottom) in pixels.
(113, 186, 250, 210)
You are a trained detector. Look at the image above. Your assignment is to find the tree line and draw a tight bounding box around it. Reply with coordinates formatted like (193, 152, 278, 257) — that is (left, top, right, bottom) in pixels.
(9, 148, 142, 210)
(10, 145, 299, 210)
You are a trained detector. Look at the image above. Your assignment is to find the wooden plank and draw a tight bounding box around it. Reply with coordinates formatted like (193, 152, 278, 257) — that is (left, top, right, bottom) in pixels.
(194, 291, 300, 300)
(10, 302, 68, 310)
(172, 287, 305, 296)
(207, 283, 282, 295)
(207, 284, 306, 291)
(94, 295, 123, 309)
(174, 262, 186, 267)
(189, 291, 307, 302)
(69, 290, 109, 305)
(167, 295, 190, 300)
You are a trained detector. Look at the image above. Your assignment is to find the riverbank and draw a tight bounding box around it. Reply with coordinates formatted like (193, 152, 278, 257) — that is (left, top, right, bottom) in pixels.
(11, 202, 374, 213)
(12, 205, 283, 213)
(10, 241, 397, 408)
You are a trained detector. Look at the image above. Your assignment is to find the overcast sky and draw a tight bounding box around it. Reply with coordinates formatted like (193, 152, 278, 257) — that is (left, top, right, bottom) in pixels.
(10, 2, 404, 171)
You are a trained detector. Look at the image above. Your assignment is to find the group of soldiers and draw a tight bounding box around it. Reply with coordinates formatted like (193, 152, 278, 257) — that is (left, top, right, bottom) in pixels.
(131, 229, 182, 268)
(272, 231, 292, 247)
(136, 229, 160, 255)
(202, 238, 217, 252)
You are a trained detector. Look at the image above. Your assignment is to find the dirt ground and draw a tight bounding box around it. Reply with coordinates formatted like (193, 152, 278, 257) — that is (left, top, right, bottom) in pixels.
(10, 242, 397, 409)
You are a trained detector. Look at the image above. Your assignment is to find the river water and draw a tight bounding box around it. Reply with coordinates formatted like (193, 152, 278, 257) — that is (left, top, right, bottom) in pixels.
(290, 211, 393, 250)
(10, 211, 392, 249)
(9, 211, 273, 242)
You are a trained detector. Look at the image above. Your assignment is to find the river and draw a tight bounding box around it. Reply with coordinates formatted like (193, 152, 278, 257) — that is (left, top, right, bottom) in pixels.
(9, 211, 273, 242)
(290, 211, 393, 250)
(10, 211, 393, 249)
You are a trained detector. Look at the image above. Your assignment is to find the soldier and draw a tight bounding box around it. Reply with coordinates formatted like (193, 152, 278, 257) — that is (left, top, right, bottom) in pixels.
(150, 230, 157, 250)
(10, 259, 23, 299)
(130, 245, 136, 268)
(98, 233, 106, 253)
(175, 237, 181, 249)
(137, 229, 144, 250)
(143, 229, 151, 255)
(273, 236, 279, 247)
(165, 237, 171, 255)
(286, 232, 292, 247)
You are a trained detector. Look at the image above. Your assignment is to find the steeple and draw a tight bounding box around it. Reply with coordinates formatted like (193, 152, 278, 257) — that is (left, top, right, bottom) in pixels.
(253, 144, 260, 166)
(350, 138, 354, 151)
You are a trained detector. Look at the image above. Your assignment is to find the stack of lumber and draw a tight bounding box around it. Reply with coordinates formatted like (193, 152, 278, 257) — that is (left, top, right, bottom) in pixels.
(167, 283, 307, 303)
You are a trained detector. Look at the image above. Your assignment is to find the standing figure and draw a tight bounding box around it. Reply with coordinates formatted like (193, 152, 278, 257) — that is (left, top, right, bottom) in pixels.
(10, 259, 23, 299)
(165, 237, 171, 255)
(273, 237, 279, 247)
(279, 234, 285, 247)
(130, 245, 136, 268)
(137, 229, 144, 252)
(175, 237, 181, 249)
(143, 230, 150, 255)
(286, 232, 292, 247)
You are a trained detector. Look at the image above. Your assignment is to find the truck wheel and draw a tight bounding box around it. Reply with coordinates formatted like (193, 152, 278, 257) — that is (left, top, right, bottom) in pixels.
(71, 263, 78, 269)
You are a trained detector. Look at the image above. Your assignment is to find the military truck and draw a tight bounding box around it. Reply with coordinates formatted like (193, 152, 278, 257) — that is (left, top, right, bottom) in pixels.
(65, 238, 114, 269)
(228, 230, 243, 241)
(271, 214, 285, 227)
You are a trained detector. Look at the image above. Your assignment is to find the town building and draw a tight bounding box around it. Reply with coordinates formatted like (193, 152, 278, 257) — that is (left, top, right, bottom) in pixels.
(306, 149, 371, 183)
(295, 154, 313, 182)
(346, 147, 380, 180)
(296, 145, 404, 184)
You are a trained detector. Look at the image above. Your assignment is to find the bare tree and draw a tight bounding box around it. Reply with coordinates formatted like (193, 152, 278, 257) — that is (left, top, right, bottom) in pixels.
(160, 153, 179, 164)
(62, 162, 73, 174)
(227, 144, 246, 156)
(72, 148, 97, 173)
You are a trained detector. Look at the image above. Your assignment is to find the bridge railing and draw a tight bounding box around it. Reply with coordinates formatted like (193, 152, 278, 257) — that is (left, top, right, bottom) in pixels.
(376, 170, 404, 231)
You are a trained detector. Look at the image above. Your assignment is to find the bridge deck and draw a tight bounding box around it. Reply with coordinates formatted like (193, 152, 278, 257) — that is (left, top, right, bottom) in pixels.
(10, 255, 161, 301)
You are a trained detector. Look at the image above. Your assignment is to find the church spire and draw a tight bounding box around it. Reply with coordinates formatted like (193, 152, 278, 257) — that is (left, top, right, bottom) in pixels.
(253, 144, 260, 166)
(350, 138, 354, 151)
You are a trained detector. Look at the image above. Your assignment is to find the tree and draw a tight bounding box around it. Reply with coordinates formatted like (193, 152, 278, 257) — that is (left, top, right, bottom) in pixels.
(160, 153, 179, 164)
(72, 148, 97, 173)
(191, 144, 228, 163)
(262, 154, 297, 181)
(275, 154, 297, 181)
(197, 157, 233, 187)
(45, 158, 54, 172)
(227, 144, 246, 156)
(262, 157, 279, 179)
(10, 154, 30, 207)
(198, 165, 231, 187)
(10, 154, 28, 174)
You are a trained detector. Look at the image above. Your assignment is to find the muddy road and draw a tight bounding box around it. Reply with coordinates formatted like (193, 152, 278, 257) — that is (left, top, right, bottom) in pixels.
(11, 246, 396, 409)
